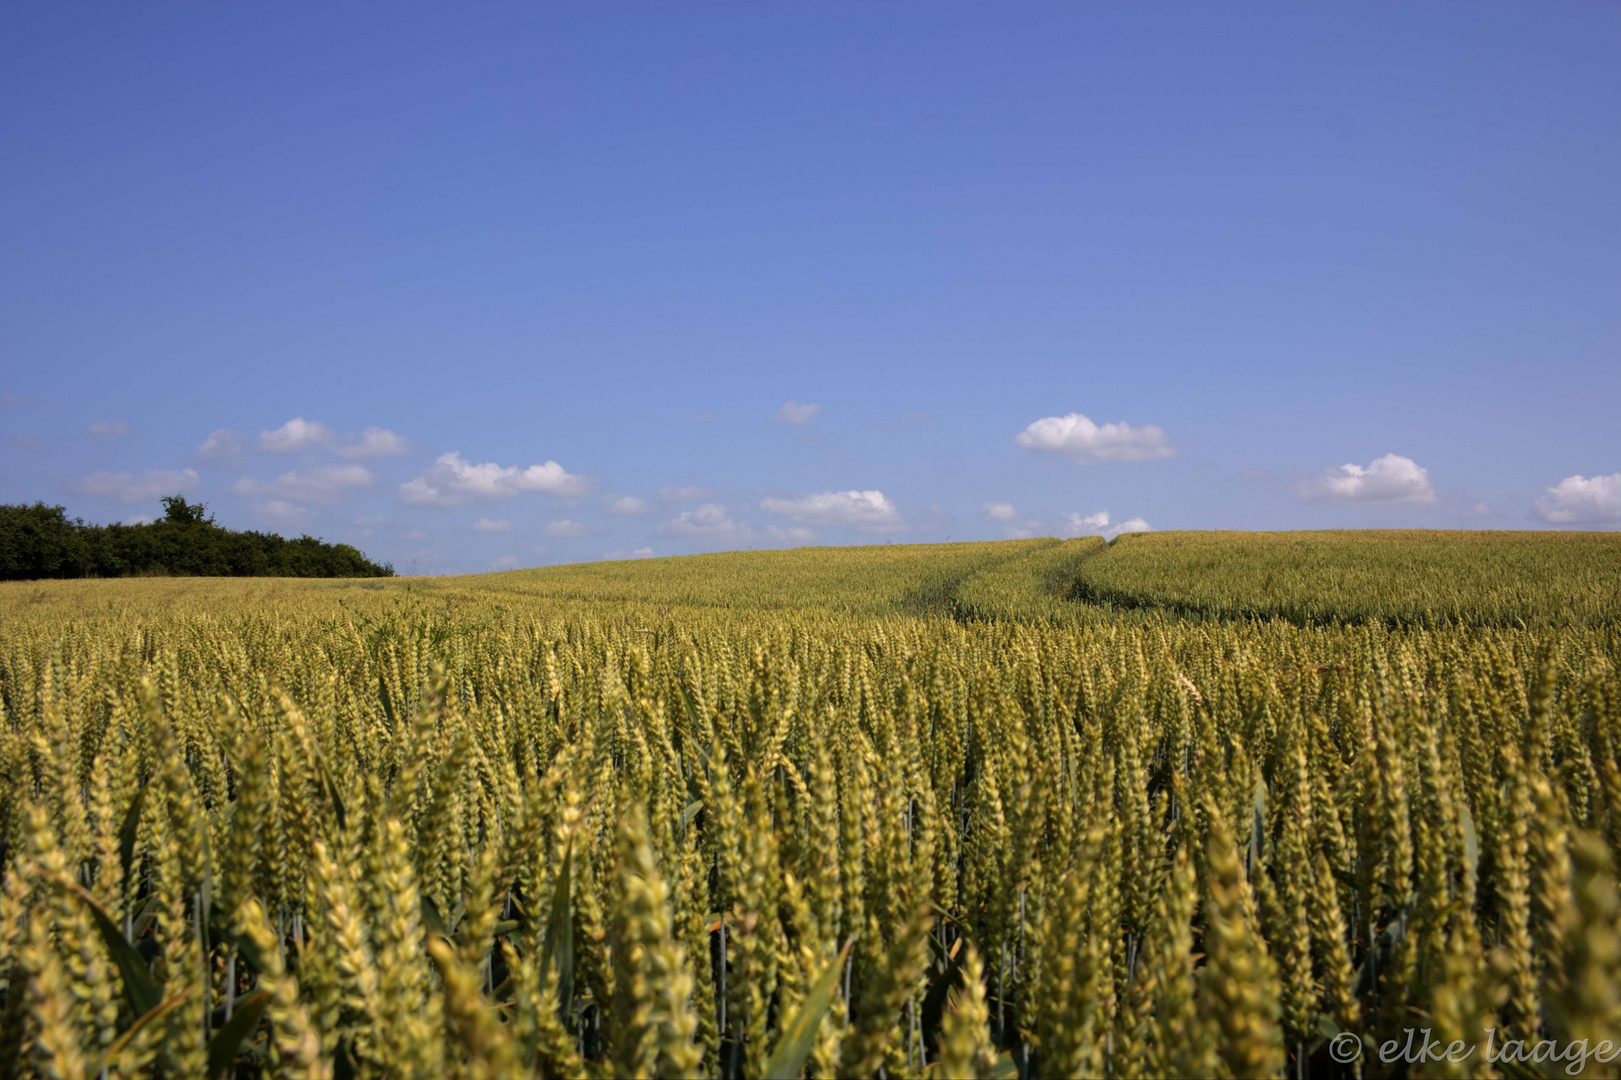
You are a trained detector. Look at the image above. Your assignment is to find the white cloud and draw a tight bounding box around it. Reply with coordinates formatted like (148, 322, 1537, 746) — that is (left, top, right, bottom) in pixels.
(473, 518, 511, 532)
(197, 429, 245, 467)
(399, 451, 591, 505)
(1534, 473, 1620, 524)
(604, 495, 649, 515)
(1298, 453, 1437, 504)
(122, 514, 154, 526)
(775, 400, 821, 424)
(257, 500, 312, 527)
(659, 485, 712, 502)
(74, 468, 200, 504)
(90, 421, 131, 437)
(760, 490, 903, 531)
(661, 503, 751, 539)
(980, 502, 1043, 538)
(603, 547, 656, 560)
(336, 426, 409, 460)
(1468, 502, 1496, 518)
(1062, 510, 1151, 540)
(260, 417, 335, 454)
(193, 428, 244, 467)
(981, 502, 1018, 521)
(259, 418, 407, 460)
(489, 555, 522, 572)
(1016, 412, 1175, 464)
(234, 464, 373, 504)
(764, 525, 816, 543)
(545, 519, 586, 537)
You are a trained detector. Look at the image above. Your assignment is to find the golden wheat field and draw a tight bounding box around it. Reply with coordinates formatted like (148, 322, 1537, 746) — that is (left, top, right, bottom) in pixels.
(2, 530, 1619, 1080)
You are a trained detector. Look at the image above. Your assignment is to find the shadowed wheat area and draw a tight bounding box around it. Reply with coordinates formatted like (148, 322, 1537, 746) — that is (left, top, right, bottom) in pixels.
(1072, 529, 1621, 628)
(3, 532, 1619, 1079)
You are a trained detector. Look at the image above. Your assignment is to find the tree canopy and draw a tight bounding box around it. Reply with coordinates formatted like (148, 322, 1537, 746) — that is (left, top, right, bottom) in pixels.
(0, 498, 394, 580)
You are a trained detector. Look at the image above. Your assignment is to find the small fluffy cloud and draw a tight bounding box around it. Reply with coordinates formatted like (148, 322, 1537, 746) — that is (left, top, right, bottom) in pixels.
(122, 514, 155, 526)
(545, 519, 586, 537)
(981, 502, 1018, 522)
(1534, 473, 1620, 524)
(1063, 510, 1151, 540)
(764, 525, 816, 543)
(661, 503, 751, 539)
(659, 485, 712, 502)
(336, 427, 409, 460)
(90, 421, 131, 437)
(75, 468, 199, 504)
(473, 518, 511, 532)
(604, 495, 648, 515)
(775, 400, 821, 425)
(258, 500, 312, 527)
(1298, 453, 1437, 504)
(982, 502, 1042, 537)
(489, 555, 522, 572)
(260, 418, 407, 460)
(260, 417, 335, 454)
(234, 464, 373, 504)
(197, 429, 245, 467)
(400, 452, 591, 505)
(760, 490, 903, 531)
(1016, 412, 1175, 464)
(603, 548, 656, 560)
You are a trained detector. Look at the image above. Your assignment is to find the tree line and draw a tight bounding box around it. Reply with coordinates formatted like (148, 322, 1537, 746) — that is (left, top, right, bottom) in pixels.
(0, 496, 394, 580)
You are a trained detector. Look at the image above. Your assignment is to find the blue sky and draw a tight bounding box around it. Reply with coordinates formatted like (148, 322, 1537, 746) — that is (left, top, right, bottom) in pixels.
(2, 3, 1616, 573)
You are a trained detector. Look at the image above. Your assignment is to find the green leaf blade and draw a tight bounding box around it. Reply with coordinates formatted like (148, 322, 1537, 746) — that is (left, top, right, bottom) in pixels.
(207, 991, 270, 1079)
(764, 941, 851, 1080)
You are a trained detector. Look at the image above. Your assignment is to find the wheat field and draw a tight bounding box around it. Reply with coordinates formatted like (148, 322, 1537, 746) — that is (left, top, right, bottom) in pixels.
(2, 531, 1619, 1079)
